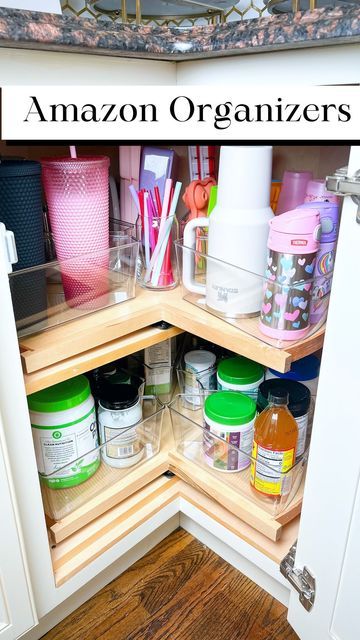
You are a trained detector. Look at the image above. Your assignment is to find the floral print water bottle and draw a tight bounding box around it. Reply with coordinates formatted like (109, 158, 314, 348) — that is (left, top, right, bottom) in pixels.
(259, 209, 321, 341)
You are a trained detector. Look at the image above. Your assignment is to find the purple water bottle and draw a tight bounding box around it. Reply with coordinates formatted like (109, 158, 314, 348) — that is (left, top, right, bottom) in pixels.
(299, 202, 339, 325)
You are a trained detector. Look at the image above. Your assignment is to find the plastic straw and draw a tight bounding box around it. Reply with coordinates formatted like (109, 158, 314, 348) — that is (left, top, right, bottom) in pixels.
(154, 186, 162, 215)
(147, 196, 156, 251)
(144, 193, 150, 269)
(168, 181, 182, 218)
(158, 179, 172, 239)
(69, 146, 77, 159)
(128, 184, 141, 216)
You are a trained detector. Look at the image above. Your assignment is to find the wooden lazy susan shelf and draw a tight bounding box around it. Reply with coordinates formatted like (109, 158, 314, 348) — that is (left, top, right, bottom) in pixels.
(20, 287, 325, 394)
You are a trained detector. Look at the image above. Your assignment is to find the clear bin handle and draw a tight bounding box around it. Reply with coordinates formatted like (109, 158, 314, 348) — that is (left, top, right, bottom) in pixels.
(182, 217, 208, 295)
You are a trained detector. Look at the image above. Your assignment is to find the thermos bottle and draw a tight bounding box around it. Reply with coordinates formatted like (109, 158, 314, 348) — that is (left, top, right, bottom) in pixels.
(259, 209, 321, 341)
(182, 146, 274, 317)
(299, 202, 339, 325)
(0, 160, 46, 324)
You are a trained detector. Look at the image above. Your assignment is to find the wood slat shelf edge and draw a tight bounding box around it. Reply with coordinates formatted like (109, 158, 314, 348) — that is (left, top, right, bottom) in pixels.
(51, 477, 300, 587)
(19, 287, 325, 382)
(49, 415, 174, 544)
(168, 450, 303, 542)
(24, 325, 183, 395)
(52, 477, 181, 587)
(20, 288, 162, 373)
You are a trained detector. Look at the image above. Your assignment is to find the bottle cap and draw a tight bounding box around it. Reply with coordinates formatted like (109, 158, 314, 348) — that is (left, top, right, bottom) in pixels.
(28, 375, 91, 413)
(204, 391, 256, 426)
(268, 388, 289, 405)
(99, 383, 139, 411)
(268, 354, 320, 382)
(218, 356, 264, 385)
(184, 350, 216, 372)
(258, 379, 311, 417)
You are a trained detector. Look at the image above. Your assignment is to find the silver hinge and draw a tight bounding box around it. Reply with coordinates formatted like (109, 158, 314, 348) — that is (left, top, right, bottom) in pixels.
(0, 223, 18, 274)
(280, 542, 315, 612)
(326, 167, 360, 224)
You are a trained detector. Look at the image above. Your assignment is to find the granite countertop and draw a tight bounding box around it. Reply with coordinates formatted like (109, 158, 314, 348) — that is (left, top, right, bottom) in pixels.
(0, 4, 359, 61)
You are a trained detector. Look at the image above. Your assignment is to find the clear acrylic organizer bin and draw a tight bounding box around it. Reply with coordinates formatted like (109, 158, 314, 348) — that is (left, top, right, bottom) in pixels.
(128, 353, 177, 405)
(175, 239, 331, 350)
(40, 397, 164, 521)
(169, 393, 308, 518)
(109, 217, 141, 242)
(9, 241, 140, 338)
(175, 333, 232, 409)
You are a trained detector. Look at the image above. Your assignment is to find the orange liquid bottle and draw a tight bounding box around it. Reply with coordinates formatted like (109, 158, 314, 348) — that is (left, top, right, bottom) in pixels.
(250, 389, 298, 499)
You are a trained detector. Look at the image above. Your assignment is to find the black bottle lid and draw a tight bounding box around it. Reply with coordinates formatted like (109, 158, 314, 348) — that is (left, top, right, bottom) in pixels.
(99, 382, 139, 411)
(268, 388, 289, 406)
(258, 379, 310, 417)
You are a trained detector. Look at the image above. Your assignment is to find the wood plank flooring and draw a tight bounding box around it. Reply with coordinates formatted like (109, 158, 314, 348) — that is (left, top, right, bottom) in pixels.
(42, 529, 299, 640)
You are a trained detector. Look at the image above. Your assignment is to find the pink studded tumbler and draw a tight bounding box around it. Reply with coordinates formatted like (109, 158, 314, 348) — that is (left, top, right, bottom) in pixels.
(42, 156, 110, 308)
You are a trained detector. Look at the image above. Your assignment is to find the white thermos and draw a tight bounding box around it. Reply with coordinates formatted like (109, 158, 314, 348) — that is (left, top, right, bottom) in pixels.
(183, 146, 274, 317)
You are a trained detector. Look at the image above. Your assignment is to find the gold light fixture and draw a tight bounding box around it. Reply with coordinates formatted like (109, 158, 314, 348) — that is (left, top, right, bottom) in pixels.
(267, 0, 354, 14)
(88, 0, 234, 25)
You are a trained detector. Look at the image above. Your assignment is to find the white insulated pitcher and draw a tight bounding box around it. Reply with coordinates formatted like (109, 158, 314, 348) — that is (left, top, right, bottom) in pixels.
(182, 146, 274, 317)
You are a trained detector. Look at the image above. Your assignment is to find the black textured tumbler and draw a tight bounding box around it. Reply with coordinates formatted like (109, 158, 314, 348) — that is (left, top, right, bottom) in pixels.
(0, 160, 46, 326)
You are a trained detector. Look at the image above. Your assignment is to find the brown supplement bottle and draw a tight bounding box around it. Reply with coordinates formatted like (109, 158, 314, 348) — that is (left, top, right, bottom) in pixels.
(250, 389, 298, 499)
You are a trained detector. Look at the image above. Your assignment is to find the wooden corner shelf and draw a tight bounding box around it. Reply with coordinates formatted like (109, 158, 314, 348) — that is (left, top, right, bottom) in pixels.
(19, 287, 325, 395)
(51, 475, 300, 587)
(168, 450, 304, 543)
(23, 324, 183, 395)
(47, 412, 175, 544)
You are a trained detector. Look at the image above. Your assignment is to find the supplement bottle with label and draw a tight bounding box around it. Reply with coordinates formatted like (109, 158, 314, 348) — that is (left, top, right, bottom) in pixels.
(257, 379, 310, 461)
(98, 383, 143, 469)
(28, 375, 99, 489)
(250, 389, 298, 499)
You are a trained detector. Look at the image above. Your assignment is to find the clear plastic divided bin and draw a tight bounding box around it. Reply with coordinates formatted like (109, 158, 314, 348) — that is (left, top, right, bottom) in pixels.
(9, 241, 140, 338)
(169, 394, 308, 518)
(127, 353, 176, 405)
(175, 240, 331, 350)
(40, 397, 164, 521)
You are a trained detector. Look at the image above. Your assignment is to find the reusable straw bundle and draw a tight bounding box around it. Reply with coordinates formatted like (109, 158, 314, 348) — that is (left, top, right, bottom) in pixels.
(129, 178, 182, 289)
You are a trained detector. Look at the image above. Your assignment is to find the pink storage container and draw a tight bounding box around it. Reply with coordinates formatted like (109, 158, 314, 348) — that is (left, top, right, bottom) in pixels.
(276, 170, 313, 215)
(42, 156, 110, 308)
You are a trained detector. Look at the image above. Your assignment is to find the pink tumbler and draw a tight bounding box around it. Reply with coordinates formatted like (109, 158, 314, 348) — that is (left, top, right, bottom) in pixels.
(42, 156, 110, 308)
(276, 170, 313, 215)
(260, 209, 321, 341)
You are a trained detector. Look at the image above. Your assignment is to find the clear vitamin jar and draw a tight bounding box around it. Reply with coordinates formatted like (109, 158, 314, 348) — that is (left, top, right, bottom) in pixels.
(98, 383, 143, 469)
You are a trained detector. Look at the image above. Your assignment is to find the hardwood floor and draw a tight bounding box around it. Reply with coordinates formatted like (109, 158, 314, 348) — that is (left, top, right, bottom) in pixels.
(42, 529, 299, 640)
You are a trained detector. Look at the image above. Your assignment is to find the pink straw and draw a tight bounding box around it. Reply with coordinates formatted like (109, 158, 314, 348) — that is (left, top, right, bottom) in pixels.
(69, 146, 77, 159)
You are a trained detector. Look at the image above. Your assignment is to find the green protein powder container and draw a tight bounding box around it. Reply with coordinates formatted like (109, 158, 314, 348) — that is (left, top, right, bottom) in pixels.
(217, 356, 264, 399)
(28, 375, 100, 489)
(203, 391, 256, 472)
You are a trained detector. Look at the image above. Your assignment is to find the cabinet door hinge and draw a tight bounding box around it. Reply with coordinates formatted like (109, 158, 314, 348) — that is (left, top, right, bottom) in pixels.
(326, 167, 360, 224)
(280, 542, 316, 612)
(0, 223, 18, 274)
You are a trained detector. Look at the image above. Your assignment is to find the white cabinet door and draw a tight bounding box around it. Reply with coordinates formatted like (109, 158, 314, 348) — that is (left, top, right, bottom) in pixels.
(0, 412, 36, 639)
(287, 144, 360, 639)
